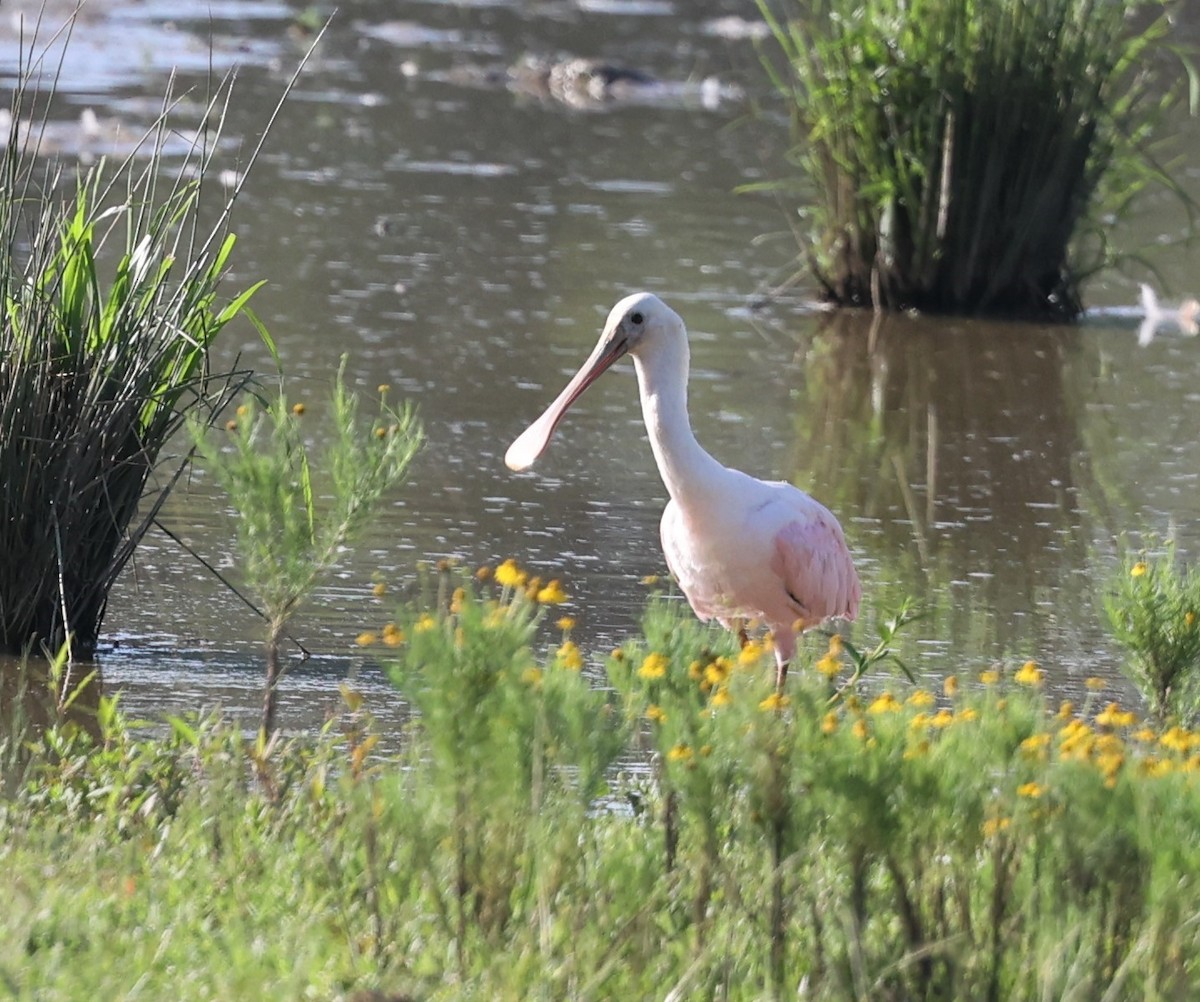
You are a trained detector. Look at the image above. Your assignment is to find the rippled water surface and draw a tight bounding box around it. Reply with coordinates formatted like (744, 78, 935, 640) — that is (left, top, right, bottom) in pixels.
(4, 0, 1200, 728)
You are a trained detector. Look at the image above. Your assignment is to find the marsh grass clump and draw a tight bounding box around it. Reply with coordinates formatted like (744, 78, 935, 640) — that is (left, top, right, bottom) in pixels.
(188, 359, 422, 737)
(756, 0, 1181, 318)
(0, 81, 263, 660)
(1105, 543, 1200, 722)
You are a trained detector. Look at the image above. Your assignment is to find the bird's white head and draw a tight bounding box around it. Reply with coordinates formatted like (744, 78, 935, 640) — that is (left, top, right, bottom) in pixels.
(504, 292, 684, 472)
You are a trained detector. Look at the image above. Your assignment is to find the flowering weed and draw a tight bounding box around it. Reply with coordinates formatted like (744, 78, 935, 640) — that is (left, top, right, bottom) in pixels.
(1104, 542, 1200, 722)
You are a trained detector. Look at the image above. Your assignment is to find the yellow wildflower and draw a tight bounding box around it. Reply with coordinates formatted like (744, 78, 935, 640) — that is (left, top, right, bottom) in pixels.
(640, 575, 660, 587)
(929, 709, 955, 729)
(904, 739, 930, 760)
(738, 639, 767, 665)
(1131, 727, 1157, 744)
(1017, 782, 1046, 799)
(381, 623, 404, 647)
(536, 579, 568, 604)
(815, 654, 841, 679)
(355, 631, 378, 647)
(524, 576, 543, 601)
(957, 708, 978, 722)
(710, 686, 732, 709)
(1131, 562, 1148, 578)
(638, 653, 669, 680)
(704, 658, 732, 687)
(868, 692, 902, 715)
(558, 640, 583, 671)
(1059, 720, 1095, 761)
(1014, 661, 1044, 686)
(907, 689, 936, 709)
(1140, 756, 1174, 778)
(1056, 700, 1075, 720)
(556, 616, 576, 632)
(645, 704, 666, 724)
(909, 712, 930, 730)
(759, 692, 791, 712)
(475, 565, 492, 581)
(827, 634, 843, 656)
(494, 559, 526, 589)
(820, 711, 838, 735)
(236, 404, 249, 418)
(449, 587, 466, 614)
(851, 718, 870, 741)
(415, 613, 437, 633)
(668, 743, 694, 763)
(943, 675, 959, 697)
(1019, 733, 1051, 759)
(982, 816, 1011, 838)
(291, 402, 306, 416)
(980, 670, 1000, 686)
(1160, 726, 1198, 754)
(687, 659, 703, 680)
(371, 581, 387, 598)
(521, 667, 543, 688)
(1084, 676, 1106, 691)
(1097, 750, 1124, 785)
(1095, 702, 1136, 729)
(1187, 611, 1197, 628)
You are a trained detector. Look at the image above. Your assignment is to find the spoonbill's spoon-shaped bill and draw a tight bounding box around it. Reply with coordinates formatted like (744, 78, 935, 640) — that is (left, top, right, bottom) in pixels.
(504, 318, 627, 471)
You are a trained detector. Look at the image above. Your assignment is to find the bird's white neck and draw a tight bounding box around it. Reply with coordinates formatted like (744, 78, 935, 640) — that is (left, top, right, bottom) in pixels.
(633, 335, 726, 506)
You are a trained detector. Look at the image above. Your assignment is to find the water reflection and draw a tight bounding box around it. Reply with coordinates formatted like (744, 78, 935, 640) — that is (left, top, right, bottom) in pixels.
(791, 311, 1093, 675)
(0, 654, 100, 793)
(1, 0, 1197, 726)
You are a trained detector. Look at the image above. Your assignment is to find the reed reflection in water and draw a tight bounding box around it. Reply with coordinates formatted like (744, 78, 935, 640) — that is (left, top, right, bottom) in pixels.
(788, 310, 1101, 681)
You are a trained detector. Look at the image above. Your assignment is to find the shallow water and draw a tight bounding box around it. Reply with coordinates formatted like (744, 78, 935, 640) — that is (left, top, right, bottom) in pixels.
(3, 0, 1200, 729)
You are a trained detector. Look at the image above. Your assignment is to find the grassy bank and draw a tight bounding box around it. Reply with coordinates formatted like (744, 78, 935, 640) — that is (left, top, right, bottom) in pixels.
(1, 572, 1198, 1000)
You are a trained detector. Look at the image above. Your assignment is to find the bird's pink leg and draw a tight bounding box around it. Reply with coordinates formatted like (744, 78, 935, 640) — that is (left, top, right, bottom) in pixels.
(773, 626, 796, 693)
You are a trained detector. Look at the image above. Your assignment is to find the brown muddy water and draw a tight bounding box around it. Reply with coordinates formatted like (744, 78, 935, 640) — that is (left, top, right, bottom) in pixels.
(3, 0, 1200, 731)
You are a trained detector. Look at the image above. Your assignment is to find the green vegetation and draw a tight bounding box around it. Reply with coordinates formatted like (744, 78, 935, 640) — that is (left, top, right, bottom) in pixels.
(1, 571, 1198, 1000)
(0, 82, 261, 659)
(1106, 542, 1200, 723)
(755, 0, 1186, 318)
(188, 361, 422, 737)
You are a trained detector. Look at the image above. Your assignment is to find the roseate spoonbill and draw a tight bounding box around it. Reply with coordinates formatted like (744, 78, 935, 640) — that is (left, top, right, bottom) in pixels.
(505, 292, 861, 688)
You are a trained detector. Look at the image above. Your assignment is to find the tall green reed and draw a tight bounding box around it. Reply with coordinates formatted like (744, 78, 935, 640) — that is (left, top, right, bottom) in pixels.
(0, 17, 325, 661)
(0, 84, 259, 659)
(755, 0, 1187, 318)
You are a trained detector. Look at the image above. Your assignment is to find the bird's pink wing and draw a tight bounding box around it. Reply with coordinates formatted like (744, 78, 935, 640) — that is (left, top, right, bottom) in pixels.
(770, 515, 861, 624)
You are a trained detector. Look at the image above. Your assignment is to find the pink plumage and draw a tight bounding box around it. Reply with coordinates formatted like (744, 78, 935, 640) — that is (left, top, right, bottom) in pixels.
(507, 292, 860, 687)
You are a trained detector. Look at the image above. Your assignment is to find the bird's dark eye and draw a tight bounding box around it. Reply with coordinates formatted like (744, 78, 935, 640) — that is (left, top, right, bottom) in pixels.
(630, 311, 644, 325)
